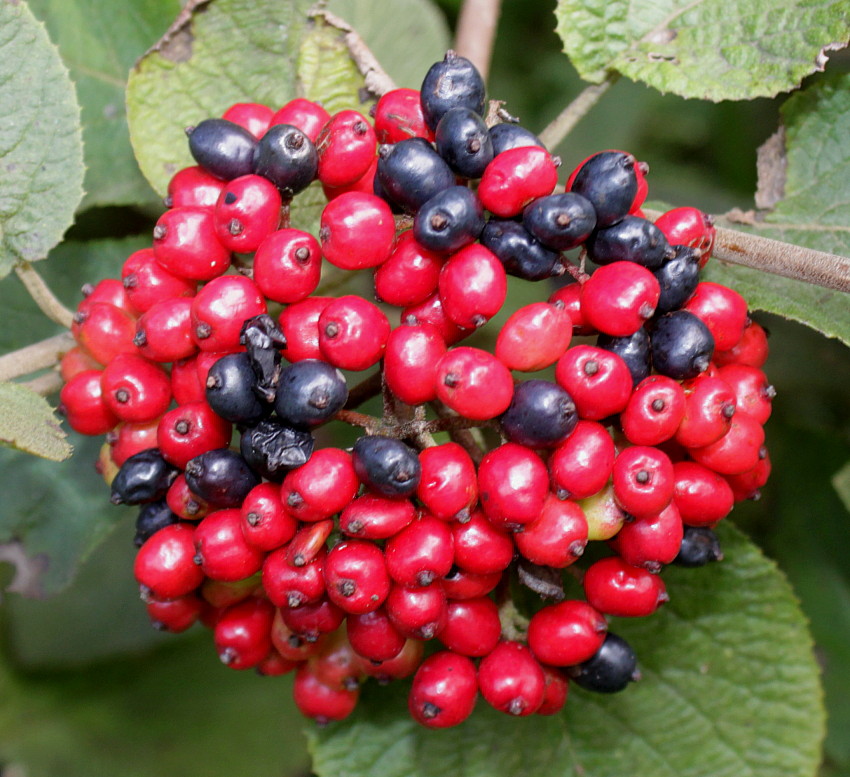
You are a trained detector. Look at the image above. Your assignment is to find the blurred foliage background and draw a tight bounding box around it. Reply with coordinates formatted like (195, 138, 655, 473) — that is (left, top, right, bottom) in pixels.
(1, 0, 848, 775)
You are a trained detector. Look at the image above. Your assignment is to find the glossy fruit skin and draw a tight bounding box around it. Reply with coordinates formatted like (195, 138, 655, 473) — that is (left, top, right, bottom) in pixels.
(549, 420, 616, 500)
(60, 369, 119, 435)
(597, 328, 652, 388)
(555, 345, 632, 421)
(358, 636, 424, 682)
(275, 359, 348, 428)
(194, 508, 266, 582)
(480, 219, 561, 281)
(110, 448, 177, 505)
(191, 275, 267, 352)
(134, 523, 204, 599)
(324, 540, 391, 614)
(435, 347, 514, 420)
(650, 310, 715, 380)
(203, 352, 268, 426)
(352, 435, 421, 498)
(688, 415, 766, 476)
(713, 320, 769, 368)
(580, 483, 628, 541)
(674, 526, 723, 567)
(403, 292, 471, 346)
(523, 192, 596, 251)
(293, 664, 359, 723)
(438, 243, 507, 328)
(682, 282, 749, 352)
(583, 556, 668, 617)
(278, 296, 333, 363)
(271, 98, 330, 143)
(187, 118, 257, 180)
(121, 248, 197, 314)
(214, 597, 275, 669)
(675, 375, 737, 448)
(385, 515, 454, 587)
(500, 380, 578, 448)
(478, 146, 559, 218)
(408, 650, 478, 728)
(109, 419, 161, 467)
(373, 88, 433, 144)
(281, 448, 360, 522)
(672, 461, 735, 527)
(318, 295, 390, 371)
(582, 262, 659, 337)
(417, 442, 478, 521)
(133, 500, 180, 548)
(515, 494, 588, 568)
(346, 607, 406, 662)
(252, 123, 318, 196)
(420, 51, 486, 130)
(166, 166, 227, 210)
(73, 302, 137, 366)
(214, 174, 282, 253)
(609, 501, 684, 571)
(184, 448, 260, 508)
(654, 245, 701, 314)
(134, 297, 197, 363)
(320, 191, 396, 270)
(654, 206, 716, 267)
(145, 592, 203, 633)
(339, 493, 415, 540)
(157, 401, 232, 470)
(59, 346, 102, 382)
(586, 215, 672, 270)
(568, 150, 638, 227)
(717, 364, 774, 425)
(263, 546, 326, 608)
(527, 599, 607, 667)
(282, 597, 346, 641)
(434, 107, 493, 178)
(725, 450, 772, 501)
(166, 473, 212, 520)
(383, 323, 447, 406)
(413, 185, 485, 254)
(152, 207, 231, 281)
(316, 110, 376, 188)
(451, 509, 514, 574)
(496, 302, 572, 372)
(374, 231, 443, 308)
(549, 282, 594, 335)
(569, 632, 638, 693)
(477, 443, 549, 530)
(612, 445, 675, 519)
(252, 228, 322, 304)
(222, 102, 273, 138)
(479, 641, 545, 716)
(376, 137, 455, 213)
(239, 482, 297, 551)
(489, 122, 545, 155)
(386, 582, 447, 639)
(621, 375, 687, 446)
(437, 597, 501, 656)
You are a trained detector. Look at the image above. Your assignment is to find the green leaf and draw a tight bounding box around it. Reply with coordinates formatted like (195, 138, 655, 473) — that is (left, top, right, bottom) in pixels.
(0, 433, 130, 597)
(554, 0, 849, 100)
(0, 382, 70, 461)
(707, 71, 850, 347)
(0, 0, 84, 279)
(27, 0, 181, 210)
(832, 460, 850, 517)
(311, 523, 824, 777)
(325, 0, 450, 89)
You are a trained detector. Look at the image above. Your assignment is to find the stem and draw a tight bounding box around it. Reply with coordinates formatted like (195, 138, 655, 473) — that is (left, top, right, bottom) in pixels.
(429, 401, 486, 464)
(0, 332, 75, 382)
(344, 370, 382, 410)
(15, 263, 74, 329)
(334, 409, 381, 433)
(538, 73, 619, 150)
(23, 371, 64, 397)
(454, 0, 502, 83)
(642, 207, 850, 294)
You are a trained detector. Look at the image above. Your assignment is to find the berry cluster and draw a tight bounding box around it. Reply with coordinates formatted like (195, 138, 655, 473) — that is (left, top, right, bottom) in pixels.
(58, 51, 773, 728)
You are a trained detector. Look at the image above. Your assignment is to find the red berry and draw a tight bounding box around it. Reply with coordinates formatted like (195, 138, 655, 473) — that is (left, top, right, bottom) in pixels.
(170, 355, 206, 405)
(346, 607, 406, 662)
(191, 275, 267, 352)
(121, 247, 197, 314)
(59, 345, 102, 381)
(108, 418, 160, 467)
(580, 262, 659, 336)
(514, 493, 587, 568)
(134, 523, 204, 599)
(72, 303, 137, 365)
(222, 102, 273, 138)
(675, 374, 737, 448)
(386, 582, 447, 639)
(549, 419, 616, 500)
(281, 448, 360, 522)
(152, 206, 231, 281)
(385, 515, 455, 587)
(478, 641, 545, 716)
(324, 540, 391, 614)
(278, 296, 333, 362)
(374, 231, 443, 307)
(682, 282, 749, 352)
(612, 445, 675, 519)
(717, 364, 774, 424)
(308, 631, 365, 690)
(318, 295, 390, 371)
(725, 452, 772, 501)
(339, 493, 416, 540)
(166, 166, 227, 209)
(688, 415, 766, 476)
(383, 323, 448, 406)
(286, 520, 334, 567)
(416, 442, 478, 521)
(252, 228, 322, 304)
(437, 596, 501, 657)
(549, 282, 595, 335)
(320, 191, 396, 270)
(316, 110, 377, 188)
(435, 346, 514, 420)
(358, 637, 424, 681)
(374, 88, 433, 144)
(293, 664, 359, 723)
(451, 509, 515, 575)
(537, 665, 569, 715)
(134, 297, 196, 363)
(555, 345, 632, 420)
(621, 375, 687, 446)
(263, 545, 326, 609)
(145, 592, 203, 633)
(584, 556, 668, 617)
(527, 599, 607, 666)
(194, 509, 266, 582)
(408, 650, 478, 728)
(609, 501, 684, 571)
(441, 568, 501, 600)
(479, 146, 559, 217)
(157, 401, 232, 469)
(654, 206, 715, 267)
(280, 596, 345, 642)
(214, 174, 282, 253)
(478, 443, 549, 530)
(101, 354, 171, 423)
(713, 320, 769, 368)
(271, 609, 329, 661)
(59, 369, 119, 436)
(214, 597, 275, 669)
(166, 473, 213, 520)
(672, 461, 735, 526)
(402, 292, 471, 345)
(438, 243, 507, 329)
(271, 98, 331, 143)
(496, 301, 572, 371)
(240, 482, 297, 551)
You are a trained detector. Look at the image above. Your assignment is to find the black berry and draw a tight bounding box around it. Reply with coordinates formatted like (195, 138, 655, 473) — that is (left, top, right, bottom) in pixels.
(186, 118, 257, 180)
(352, 435, 421, 498)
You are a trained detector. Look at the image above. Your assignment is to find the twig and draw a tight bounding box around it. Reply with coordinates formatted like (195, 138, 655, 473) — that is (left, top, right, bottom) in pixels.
(642, 207, 850, 294)
(344, 370, 382, 409)
(0, 332, 75, 382)
(454, 0, 502, 83)
(14, 263, 74, 329)
(23, 371, 64, 397)
(429, 400, 486, 463)
(334, 409, 381, 433)
(538, 73, 619, 150)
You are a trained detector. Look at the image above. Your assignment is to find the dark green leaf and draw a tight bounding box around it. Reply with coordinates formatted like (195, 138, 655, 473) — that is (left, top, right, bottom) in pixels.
(0, 0, 84, 278)
(0, 382, 70, 461)
(27, 0, 181, 210)
(311, 523, 823, 777)
(833, 460, 850, 515)
(555, 0, 849, 100)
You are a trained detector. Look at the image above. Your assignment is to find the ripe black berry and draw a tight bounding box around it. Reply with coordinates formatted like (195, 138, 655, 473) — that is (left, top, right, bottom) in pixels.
(352, 435, 421, 498)
(420, 51, 486, 131)
(597, 329, 652, 387)
(375, 138, 455, 213)
(240, 314, 286, 403)
(134, 500, 180, 547)
(111, 449, 178, 505)
(480, 219, 561, 281)
(184, 448, 260, 507)
(434, 107, 493, 178)
(650, 310, 715, 380)
(274, 359, 348, 428)
(569, 632, 639, 693)
(586, 215, 673, 270)
(205, 352, 271, 425)
(673, 526, 723, 567)
(413, 185, 485, 254)
(523, 193, 597, 251)
(569, 151, 638, 228)
(500, 380, 578, 448)
(240, 419, 315, 481)
(654, 245, 701, 314)
(186, 118, 257, 180)
(488, 122, 545, 155)
(252, 124, 318, 196)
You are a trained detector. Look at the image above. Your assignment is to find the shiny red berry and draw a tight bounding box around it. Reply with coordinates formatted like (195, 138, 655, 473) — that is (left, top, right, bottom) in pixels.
(416, 442, 478, 521)
(435, 346, 514, 420)
(408, 650, 478, 728)
(478, 146, 559, 217)
(581, 262, 659, 336)
(583, 556, 669, 617)
(438, 243, 507, 329)
(478, 443, 549, 530)
(555, 345, 632, 420)
(549, 419, 616, 500)
(496, 301, 572, 371)
(527, 599, 607, 667)
(478, 641, 545, 716)
(152, 206, 231, 281)
(383, 322, 447, 406)
(318, 295, 390, 371)
(612, 445, 675, 519)
(514, 493, 587, 568)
